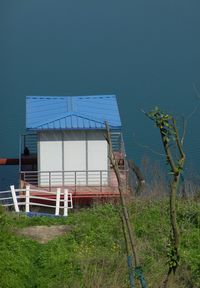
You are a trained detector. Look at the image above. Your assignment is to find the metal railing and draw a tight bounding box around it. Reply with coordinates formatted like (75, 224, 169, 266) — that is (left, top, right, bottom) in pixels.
(111, 131, 125, 152)
(20, 169, 128, 193)
(20, 133, 38, 155)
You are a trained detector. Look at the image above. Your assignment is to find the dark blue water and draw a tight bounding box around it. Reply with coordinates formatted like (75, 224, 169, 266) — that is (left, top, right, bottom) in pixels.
(0, 0, 200, 189)
(0, 166, 19, 190)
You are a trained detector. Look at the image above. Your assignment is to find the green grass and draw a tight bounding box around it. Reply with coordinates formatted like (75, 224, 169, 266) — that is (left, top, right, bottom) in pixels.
(0, 199, 199, 288)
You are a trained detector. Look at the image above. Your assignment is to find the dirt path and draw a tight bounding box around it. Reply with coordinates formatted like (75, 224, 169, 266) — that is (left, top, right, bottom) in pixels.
(14, 225, 72, 243)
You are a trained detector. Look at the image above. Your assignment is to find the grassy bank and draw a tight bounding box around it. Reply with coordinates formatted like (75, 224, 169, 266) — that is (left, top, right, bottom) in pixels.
(0, 199, 199, 288)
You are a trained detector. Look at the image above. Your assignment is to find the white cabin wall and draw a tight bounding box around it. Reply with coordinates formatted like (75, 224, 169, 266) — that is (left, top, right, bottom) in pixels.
(38, 131, 62, 186)
(38, 131, 63, 171)
(87, 131, 108, 170)
(63, 131, 86, 170)
(38, 130, 108, 186)
(63, 131, 86, 185)
(87, 131, 108, 185)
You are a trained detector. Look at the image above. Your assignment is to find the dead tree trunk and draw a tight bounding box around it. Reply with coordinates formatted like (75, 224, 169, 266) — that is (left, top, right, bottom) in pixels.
(128, 159, 145, 195)
(105, 122, 147, 288)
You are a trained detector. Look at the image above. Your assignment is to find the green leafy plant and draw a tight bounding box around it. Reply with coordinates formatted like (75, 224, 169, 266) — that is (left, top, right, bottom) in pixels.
(145, 107, 186, 287)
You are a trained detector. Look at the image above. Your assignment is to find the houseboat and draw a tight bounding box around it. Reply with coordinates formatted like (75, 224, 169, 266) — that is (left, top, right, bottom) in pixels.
(19, 95, 128, 203)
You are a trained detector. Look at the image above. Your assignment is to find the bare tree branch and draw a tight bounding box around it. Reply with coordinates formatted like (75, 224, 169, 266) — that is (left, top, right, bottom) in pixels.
(181, 83, 200, 143)
(180, 116, 186, 145)
(193, 82, 200, 99)
(172, 118, 186, 161)
(105, 122, 139, 267)
(132, 134, 165, 157)
(128, 160, 145, 195)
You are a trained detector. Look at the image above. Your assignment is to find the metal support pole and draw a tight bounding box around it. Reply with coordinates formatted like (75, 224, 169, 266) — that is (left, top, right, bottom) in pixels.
(62, 170, 64, 188)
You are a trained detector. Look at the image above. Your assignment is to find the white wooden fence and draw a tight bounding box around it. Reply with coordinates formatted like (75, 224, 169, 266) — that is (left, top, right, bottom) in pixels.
(0, 185, 73, 217)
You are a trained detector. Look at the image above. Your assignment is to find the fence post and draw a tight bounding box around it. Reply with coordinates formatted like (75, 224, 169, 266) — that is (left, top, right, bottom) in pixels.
(10, 185, 19, 212)
(64, 189, 68, 217)
(55, 188, 61, 216)
(25, 185, 30, 212)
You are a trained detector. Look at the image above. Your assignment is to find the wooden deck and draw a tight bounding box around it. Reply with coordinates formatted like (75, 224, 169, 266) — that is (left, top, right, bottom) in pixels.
(27, 185, 122, 198)
(20, 170, 128, 204)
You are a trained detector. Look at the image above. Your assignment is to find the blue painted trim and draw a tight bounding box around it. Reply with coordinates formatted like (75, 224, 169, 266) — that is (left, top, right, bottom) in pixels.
(26, 212, 63, 218)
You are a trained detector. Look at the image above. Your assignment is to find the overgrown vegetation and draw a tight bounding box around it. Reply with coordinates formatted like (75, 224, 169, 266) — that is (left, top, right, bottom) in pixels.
(0, 198, 199, 288)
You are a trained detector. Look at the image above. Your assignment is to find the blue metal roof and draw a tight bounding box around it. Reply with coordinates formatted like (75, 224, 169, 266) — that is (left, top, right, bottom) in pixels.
(26, 95, 122, 130)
